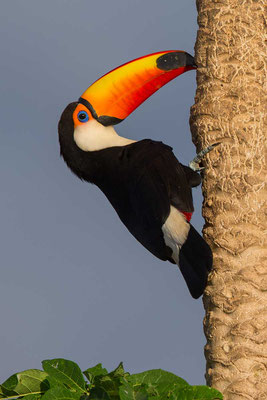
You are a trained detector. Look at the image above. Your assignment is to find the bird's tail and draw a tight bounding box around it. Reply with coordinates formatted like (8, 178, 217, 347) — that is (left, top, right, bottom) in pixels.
(179, 225, 213, 299)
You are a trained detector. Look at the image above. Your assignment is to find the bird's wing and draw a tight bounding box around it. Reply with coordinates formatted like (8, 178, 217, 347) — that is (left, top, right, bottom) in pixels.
(124, 139, 198, 218)
(96, 139, 200, 261)
(103, 139, 197, 259)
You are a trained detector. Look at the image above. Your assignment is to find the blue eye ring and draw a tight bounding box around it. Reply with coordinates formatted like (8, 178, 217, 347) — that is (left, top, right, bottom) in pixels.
(77, 110, 89, 123)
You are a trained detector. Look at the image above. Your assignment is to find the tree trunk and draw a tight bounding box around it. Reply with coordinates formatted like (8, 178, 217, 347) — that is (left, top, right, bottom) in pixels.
(190, 1, 266, 399)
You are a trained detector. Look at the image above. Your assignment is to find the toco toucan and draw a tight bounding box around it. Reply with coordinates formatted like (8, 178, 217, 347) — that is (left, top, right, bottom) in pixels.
(58, 50, 214, 299)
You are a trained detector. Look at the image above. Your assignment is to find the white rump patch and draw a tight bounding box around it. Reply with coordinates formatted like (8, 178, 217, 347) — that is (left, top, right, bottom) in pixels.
(162, 206, 190, 264)
(74, 119, 135, 151)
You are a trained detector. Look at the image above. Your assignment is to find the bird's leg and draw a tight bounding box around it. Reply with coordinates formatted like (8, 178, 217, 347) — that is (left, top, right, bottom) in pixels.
(189, 142, 220, 172)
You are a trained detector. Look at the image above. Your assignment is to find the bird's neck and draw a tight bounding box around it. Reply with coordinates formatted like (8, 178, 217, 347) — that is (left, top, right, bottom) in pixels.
(74, 119, 136, 152)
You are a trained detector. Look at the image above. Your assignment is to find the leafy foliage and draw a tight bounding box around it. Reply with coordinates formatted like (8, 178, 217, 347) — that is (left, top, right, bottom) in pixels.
(0, 359, 223, 400)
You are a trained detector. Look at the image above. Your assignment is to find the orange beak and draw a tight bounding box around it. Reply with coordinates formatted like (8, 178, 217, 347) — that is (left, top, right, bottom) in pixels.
(79, 50, 196, 126)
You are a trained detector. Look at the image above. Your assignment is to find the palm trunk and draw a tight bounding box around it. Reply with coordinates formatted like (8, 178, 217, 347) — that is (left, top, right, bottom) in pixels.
(190, 1, 266, 399)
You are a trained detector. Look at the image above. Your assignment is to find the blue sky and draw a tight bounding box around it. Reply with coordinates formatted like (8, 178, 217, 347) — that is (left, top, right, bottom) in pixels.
(0, 0, 208, 385)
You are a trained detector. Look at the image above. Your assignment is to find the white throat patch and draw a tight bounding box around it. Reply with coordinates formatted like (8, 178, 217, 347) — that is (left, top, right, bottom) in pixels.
(74, 119, 136, 152)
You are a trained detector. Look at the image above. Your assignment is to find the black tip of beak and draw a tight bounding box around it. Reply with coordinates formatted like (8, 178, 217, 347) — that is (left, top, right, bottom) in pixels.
(185, 53, 197, 68)
(157, 51, 197, 71)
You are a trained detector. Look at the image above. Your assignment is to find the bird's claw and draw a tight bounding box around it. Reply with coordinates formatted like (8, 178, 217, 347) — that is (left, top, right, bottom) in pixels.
(189, 162, 205, 172)
(189, 142, 220, 172)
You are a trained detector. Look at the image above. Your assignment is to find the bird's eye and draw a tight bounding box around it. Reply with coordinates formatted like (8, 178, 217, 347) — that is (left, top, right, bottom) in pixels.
(77, 110, 89, 122)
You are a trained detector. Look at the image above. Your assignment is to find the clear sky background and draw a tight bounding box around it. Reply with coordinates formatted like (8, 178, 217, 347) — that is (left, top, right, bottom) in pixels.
(0, 0, 208, 385)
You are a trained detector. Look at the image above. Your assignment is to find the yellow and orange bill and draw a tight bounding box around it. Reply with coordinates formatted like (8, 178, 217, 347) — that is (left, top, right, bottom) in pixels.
(79, 50, 197, 126)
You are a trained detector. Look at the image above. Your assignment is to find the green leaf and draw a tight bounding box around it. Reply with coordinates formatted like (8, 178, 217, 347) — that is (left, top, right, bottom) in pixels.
(41, 386, 81, 400)
(0, 395, 42, 400)
(109, 363, 126, 379)
(119, 382, 148, 400)
(128, 369, 188, 387)
(0, 361, 223, 400)
(91, 363, 128, 400)
(0, 369, 49, 399)
(83, 364, 108, 384)
(126, 369, 188, 399)
(42, 359, 85, 393)
(89, 387, 110, 400)
(170, 385, 223, 400)
(93, 375, 119, 399)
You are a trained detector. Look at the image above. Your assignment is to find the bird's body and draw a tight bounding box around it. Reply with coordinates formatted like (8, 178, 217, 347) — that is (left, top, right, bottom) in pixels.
(58, 50, 213, 298)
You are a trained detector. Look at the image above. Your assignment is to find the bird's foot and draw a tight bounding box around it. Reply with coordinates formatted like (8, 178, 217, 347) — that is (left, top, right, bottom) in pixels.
(189, 142, 220, 172)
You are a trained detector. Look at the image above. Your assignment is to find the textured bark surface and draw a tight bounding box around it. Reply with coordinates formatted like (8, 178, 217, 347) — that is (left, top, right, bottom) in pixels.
(190, 1, 267, 399)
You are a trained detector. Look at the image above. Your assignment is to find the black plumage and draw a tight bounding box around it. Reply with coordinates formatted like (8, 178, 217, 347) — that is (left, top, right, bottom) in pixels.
(58, 102, 212, 298)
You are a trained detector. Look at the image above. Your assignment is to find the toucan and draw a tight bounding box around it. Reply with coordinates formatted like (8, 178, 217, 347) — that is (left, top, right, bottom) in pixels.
(58, 50, 214, 299)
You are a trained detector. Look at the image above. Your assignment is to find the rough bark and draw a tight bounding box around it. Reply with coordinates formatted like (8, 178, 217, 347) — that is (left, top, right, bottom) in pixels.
(190, 1, 267, 399)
